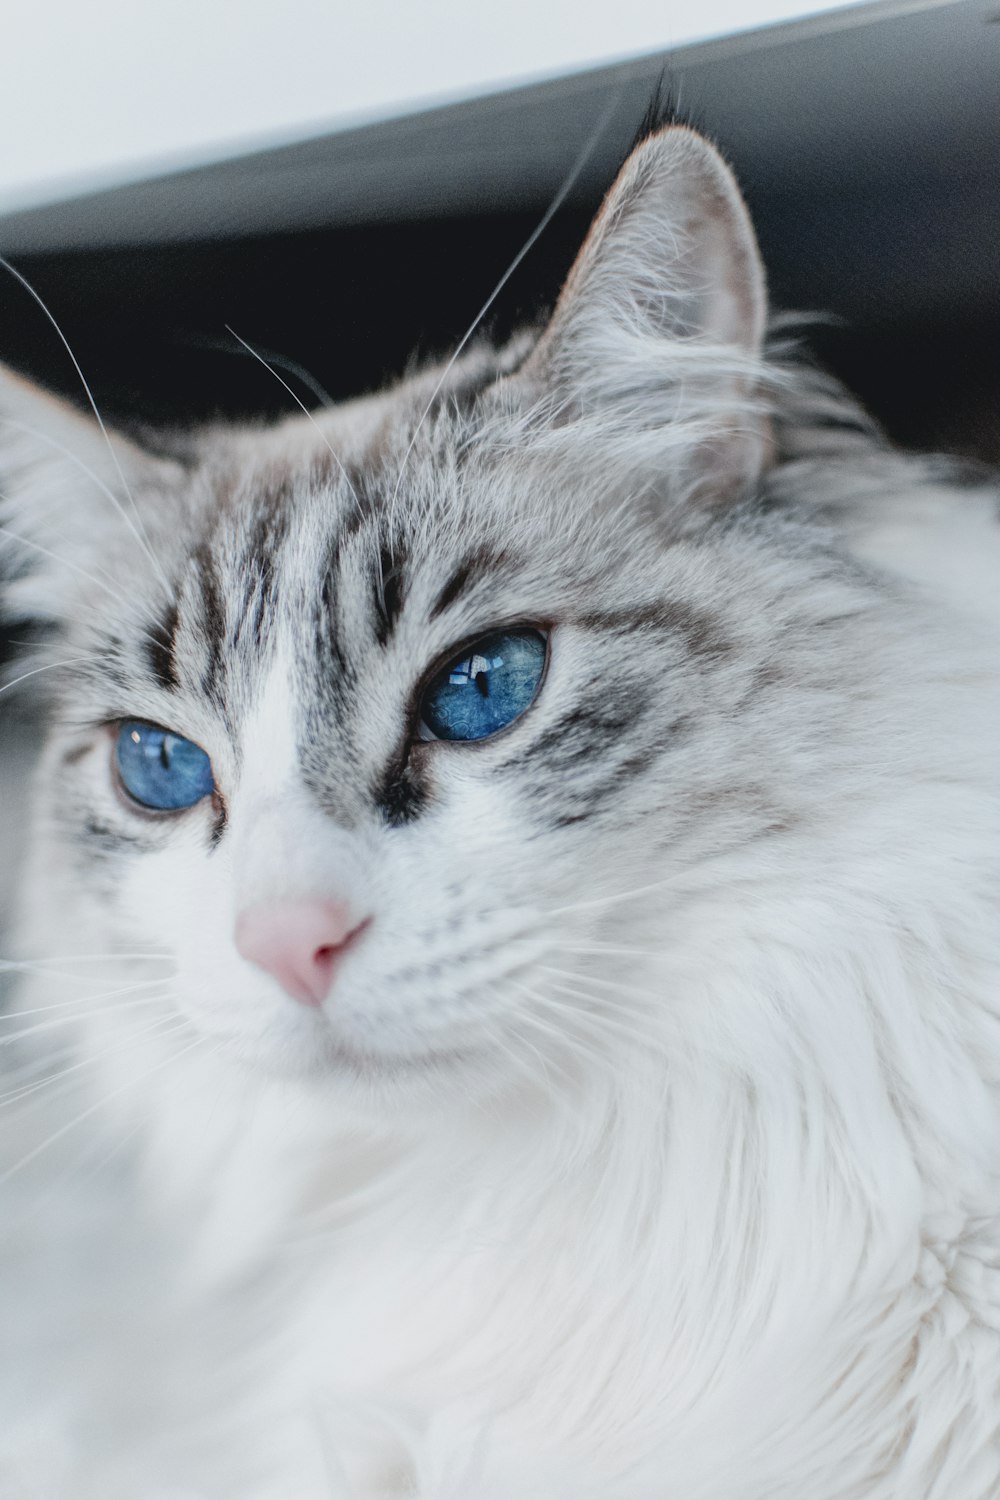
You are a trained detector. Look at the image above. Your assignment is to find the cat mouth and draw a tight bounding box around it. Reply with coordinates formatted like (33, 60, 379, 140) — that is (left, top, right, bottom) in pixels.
(196, 1003, 485, 1084)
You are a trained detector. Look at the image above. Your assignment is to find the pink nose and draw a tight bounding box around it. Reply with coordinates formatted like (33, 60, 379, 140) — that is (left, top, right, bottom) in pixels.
(234, 899, 366, 1007)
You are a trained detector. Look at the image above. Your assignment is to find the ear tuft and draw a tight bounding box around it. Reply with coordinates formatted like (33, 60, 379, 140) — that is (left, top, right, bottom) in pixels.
(629, 76, 687, 153)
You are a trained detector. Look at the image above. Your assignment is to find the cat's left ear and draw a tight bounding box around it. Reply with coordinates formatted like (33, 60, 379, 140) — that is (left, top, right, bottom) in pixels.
(523, 125, 770, 501)
(0, 363, 178, 622)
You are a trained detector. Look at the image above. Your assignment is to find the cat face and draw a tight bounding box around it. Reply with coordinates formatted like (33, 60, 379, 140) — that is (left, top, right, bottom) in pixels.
(0, 128, 894, 1105)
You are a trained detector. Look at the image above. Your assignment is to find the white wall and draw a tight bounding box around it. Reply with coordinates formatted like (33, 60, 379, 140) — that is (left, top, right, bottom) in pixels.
(0, 0, 863, 213)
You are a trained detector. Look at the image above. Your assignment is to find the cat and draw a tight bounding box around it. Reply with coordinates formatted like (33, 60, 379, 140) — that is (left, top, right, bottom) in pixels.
(0, 118, 999, 1499)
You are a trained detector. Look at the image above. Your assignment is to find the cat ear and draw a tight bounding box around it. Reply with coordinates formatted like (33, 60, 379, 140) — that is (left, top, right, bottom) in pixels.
(524, 126, 770, 502)
(0, 363, 176, 622)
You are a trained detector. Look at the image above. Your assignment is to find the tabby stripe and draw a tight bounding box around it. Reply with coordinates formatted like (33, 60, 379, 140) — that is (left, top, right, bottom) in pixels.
(144, 600, 181, 692)
(429, 548, 510, 621)
(521, 697, 649, 767)
(573, 602, 732, 659)
(193, 544, 227, 702)
(372, 540, 407, 649)
(372, 747, 431, 826)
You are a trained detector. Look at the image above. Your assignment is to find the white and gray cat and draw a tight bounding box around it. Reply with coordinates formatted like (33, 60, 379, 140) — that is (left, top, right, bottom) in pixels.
(1, 121, 999, 1499)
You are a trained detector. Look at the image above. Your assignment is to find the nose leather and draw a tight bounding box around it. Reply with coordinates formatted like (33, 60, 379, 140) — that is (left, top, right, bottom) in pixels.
(234, 899, 363, 1006)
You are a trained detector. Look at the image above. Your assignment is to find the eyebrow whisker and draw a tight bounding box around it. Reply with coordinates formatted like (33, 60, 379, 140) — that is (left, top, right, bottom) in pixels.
(386, 93, 622, 531)
(225, 325, 363, 518)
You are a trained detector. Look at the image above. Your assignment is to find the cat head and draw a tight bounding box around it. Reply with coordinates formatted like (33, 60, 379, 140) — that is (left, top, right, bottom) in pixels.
(0, 127, 893, 1112)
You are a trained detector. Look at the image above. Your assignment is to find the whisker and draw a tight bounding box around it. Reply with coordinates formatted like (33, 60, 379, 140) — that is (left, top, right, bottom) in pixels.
(0, 417, 171, 600)
(225, 326, 362, 513)
(200, 334, 334, 408)
(481, 1004, 562, 1091)
(0, 649, 107, 701)
(545, 942, 663, 961)
(504, 1000, 586, 1085)
(514, 984, 606, 1050)
(0, 952, 173, 971)
(521, 978, 662, 1056)
(0, 978, 171, 1022)
(387, 93, 622, 526)
(0, 1007, 183, 1109)
(0, 1020, 201, 1236)
(0, 986, 171, 1047)
(536, 996, 647, 1055)
(545, 877, 676, 921)
(0, 515, 132, 604)
(0, 1027, 209, 1189)
(0, 254, 165, 587)
(537, 962, 663, 1007)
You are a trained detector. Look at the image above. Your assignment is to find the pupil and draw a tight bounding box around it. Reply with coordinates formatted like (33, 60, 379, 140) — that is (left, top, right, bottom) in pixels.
(159, 738, 171, 771)
(474, 670, 490, 698)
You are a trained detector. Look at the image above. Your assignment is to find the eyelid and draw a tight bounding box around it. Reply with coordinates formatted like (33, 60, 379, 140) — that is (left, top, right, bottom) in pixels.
(415, 621, 552, 701)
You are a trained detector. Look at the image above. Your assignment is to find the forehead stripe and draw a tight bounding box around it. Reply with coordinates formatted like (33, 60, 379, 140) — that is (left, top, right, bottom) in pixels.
(371, 540, 407, 649)
(428, 547, 512, 621)
(193, 543, 227, 702)
(573, 602, 732, 660)
(144, 599, 181, 692)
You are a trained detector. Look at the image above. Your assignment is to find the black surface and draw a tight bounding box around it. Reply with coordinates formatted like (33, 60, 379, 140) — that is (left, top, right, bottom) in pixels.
(1, 199, 998, 459)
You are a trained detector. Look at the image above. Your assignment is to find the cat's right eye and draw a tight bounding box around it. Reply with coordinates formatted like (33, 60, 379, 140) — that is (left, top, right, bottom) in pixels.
(114, 721, 216, 812)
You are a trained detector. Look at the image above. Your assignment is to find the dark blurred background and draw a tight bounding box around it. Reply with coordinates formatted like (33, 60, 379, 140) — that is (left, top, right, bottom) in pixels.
(0, 0, 998, 510)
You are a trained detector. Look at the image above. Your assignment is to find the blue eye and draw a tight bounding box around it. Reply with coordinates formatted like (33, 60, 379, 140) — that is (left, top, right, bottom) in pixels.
(115, 721, 216, 811)
(420, 629, 547, 742)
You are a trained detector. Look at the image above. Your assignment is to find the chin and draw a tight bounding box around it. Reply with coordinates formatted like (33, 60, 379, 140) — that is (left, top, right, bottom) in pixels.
(199, 1003, 483, 1103)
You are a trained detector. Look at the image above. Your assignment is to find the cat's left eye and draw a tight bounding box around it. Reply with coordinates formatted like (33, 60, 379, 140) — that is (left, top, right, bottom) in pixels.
(114, 722, 216, 811)
(419, 628, 547, 743)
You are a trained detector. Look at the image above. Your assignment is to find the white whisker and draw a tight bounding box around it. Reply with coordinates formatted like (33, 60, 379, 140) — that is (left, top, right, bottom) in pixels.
(219, 336, 334, 408)
(538, 962, 663, 1007)
(520, 977, 662, 1058)
(483, 1005, 562, 1090)
(0, 649, 107, 700)
(225, 326, 362, 514)
(0, 254, 164, 584)
(0, 1007, 183, 1110)
(0, 522, 137, 621)
(0, 1020, 200, 1237)
(545, 877, 675, 920)
(0, 417, 171, 599)
(505, 1000, 586, 1084)
(387, 93, 622, 527)
(0, 952, 173, 972)
(545, 942, 663, 960)
(0, 978, 171, 1023)
(0, 1027, 208, 1188)
(0, 985, 171, 1047)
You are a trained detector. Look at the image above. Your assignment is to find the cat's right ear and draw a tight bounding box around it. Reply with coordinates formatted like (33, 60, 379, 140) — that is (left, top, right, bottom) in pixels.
(0, 363, 178, 623)
(521, 125, 771, 505)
